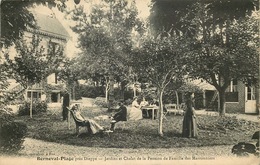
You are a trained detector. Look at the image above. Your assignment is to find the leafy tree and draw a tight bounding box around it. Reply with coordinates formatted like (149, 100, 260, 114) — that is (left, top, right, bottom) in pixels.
(68, 0, 143, 104)
(57, 57, 81, 100)
(131, 33, 187, 136)
(149, 0, 259, 116)
(149, 0, 196, 37)
(185, 2, 259, 116)
(0, 0, 67, 48)
(4, 34, 64, 118)
(0, 57, 9, 109)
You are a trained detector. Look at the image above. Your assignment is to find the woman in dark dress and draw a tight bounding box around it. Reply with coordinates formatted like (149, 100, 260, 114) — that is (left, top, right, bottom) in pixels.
(182, 92, 198, 138)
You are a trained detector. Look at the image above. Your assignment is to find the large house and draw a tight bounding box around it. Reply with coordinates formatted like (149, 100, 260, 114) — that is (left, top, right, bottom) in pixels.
(6, 12, 70, 103)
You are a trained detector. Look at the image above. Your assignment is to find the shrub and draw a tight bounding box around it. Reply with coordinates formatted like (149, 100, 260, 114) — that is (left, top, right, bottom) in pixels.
(93, 97, 108, 108)
(0, 121, 27, 152)
(93, 97, 118, 109)
(0, 108, 27, 153)
(75, 85, 104, 99)
(18, 101, 47, 116)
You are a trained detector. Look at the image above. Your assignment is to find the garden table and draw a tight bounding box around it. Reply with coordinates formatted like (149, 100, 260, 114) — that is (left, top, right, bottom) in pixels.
(141, 106, 159, 120)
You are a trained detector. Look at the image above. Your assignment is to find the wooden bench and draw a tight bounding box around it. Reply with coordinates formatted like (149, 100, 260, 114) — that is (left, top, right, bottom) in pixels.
(165, 104, 185, 116)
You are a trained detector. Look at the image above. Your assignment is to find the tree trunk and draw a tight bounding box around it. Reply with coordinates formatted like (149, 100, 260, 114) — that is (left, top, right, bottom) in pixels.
(29, 85, 33, 118)
(105, 77, 110, 103)
(108, 75, 114, 111)
(218, 89, 226, 116)
(175, 91, 179, 109)
(120, 82, 126, 100)
(133, 83, 136, 97)
(158, 89, 164, 137)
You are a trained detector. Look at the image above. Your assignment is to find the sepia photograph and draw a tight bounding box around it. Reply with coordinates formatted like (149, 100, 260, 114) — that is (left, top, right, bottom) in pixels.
(0, 0, 259, 164)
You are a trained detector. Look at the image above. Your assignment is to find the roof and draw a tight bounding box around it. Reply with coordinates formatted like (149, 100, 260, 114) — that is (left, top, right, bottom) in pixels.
(33, 13, 70, 41)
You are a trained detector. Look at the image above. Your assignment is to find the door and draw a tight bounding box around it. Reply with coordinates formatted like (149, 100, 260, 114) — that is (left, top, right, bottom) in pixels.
(245, 86, 257, 113)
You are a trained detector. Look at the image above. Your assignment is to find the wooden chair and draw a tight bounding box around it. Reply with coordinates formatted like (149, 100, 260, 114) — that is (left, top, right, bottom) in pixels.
(67, 107, 92, 136)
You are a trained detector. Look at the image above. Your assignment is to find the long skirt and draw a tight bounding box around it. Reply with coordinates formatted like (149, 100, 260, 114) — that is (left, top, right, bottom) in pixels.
(88, 119, 104, 134)
(182, 115, 198, 138)
(128, 107, 143, 120)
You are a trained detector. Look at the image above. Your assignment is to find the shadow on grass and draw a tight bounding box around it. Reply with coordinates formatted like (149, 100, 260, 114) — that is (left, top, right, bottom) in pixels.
(15, 107, 260, 148)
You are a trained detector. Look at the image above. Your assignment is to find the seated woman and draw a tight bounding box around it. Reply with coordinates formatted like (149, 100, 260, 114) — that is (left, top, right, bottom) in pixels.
(71, 104, 105, 135)
(128, 96, 143, 120)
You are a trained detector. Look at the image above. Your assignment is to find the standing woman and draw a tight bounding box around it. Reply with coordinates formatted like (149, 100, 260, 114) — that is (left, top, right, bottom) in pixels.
(182, 92, 198, 138)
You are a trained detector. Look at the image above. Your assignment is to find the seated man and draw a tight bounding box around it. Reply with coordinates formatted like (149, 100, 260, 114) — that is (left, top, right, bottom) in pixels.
(71, 104, 106, 135)
(110, 101, 127, 131)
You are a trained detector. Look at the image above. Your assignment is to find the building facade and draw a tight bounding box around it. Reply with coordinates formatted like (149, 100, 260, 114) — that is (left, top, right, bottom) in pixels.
(25, 12, 70, 103)
(225, 80, 258, 114)
(5, 12, 70, 103)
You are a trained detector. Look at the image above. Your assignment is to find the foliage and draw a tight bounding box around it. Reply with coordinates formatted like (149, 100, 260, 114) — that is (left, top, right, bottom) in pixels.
(75, 85, 105, 99)
(149, 0, 196, 37)
(4, 34, 65, 88)
(0, 60, 9, 108)
(0, 108, 14, 126)
(1, 0, 67, 47)
(0, 121, 27, 153)
(130, 33, 188, 136)
(185, 2, 258, 115)
(149, 0, 257, 37)
(67, 0, 144, 103)
(18, 101, 47, 116)
(197, 115, 259, 132)
(93, 97, 117, 108)
(15, 107, 260, 148)
(57, 58, 80, 89)
(149, 0, 259, 116)
(0, 108, 27, 153)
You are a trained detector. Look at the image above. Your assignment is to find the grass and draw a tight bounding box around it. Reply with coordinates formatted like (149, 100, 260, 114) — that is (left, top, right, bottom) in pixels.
(14, 107, 260, 149)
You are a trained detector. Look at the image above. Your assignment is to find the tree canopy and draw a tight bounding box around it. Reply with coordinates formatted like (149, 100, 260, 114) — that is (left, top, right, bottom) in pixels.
(149, 0, 259, 115)
(0, 0, 67, 47)
(130, 33, 188, 136)
(68, 0, 144, 101)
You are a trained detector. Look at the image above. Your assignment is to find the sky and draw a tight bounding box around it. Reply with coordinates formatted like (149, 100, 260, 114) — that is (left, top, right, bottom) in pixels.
(34, 0, 151, 58)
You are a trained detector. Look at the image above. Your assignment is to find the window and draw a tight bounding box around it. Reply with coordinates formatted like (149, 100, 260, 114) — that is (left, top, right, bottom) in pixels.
(226, 79, 238, 102)
(27, 91, 41, 99)
(247, 86, 256, 100)
(49, 41, 60, 54)
(229, 79, 237, 92)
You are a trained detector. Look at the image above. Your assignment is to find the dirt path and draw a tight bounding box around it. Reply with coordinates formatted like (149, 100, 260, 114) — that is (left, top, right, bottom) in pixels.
(1, 138, 259, 165)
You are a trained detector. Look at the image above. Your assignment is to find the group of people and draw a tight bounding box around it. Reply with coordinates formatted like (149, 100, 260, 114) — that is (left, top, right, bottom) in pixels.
(62, 91, 198, 138)
(69, 101, 127, 135)
(128, 96, 161, 120)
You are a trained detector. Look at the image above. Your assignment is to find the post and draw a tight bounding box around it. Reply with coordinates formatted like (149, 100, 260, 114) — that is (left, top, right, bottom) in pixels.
(203, 91, 206, 108)
(30, 90, 33, 118)
(258, 3, 260, 114)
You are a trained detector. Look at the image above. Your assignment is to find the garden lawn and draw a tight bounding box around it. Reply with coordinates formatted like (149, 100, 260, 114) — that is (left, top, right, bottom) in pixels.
(14, 107, 260, 149)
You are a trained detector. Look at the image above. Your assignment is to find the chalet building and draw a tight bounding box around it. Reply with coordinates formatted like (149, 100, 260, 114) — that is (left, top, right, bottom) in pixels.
(25, 12, 70, 103)
(200, 80, 258, 114)
(189, 79, 258, 114)
(5, 12, 70, 103)
(225, 80, 258, 114)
